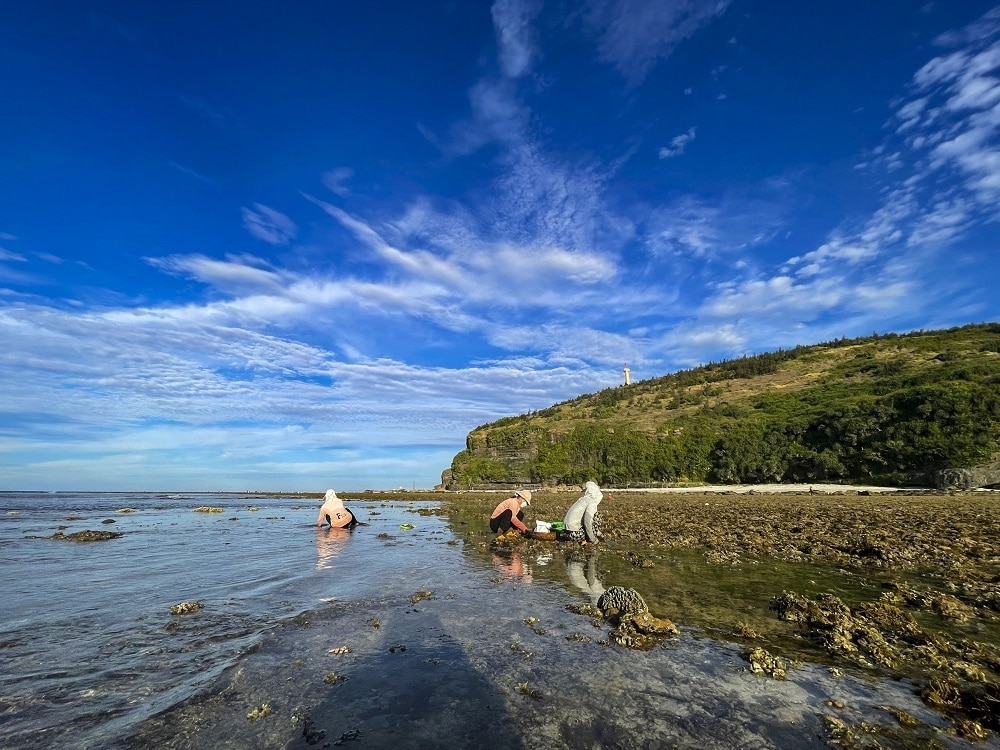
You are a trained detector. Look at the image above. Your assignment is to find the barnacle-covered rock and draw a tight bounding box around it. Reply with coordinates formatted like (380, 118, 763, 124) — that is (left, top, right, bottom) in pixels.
(630, 611, 679, 636)
(246, 703, 271, 721)
(931, 593, 976, 622)
(597, 586, 648, 618)
(743, 646, 788, 679)
(856, 599, 921, 637)
(169, 601, 204, 615)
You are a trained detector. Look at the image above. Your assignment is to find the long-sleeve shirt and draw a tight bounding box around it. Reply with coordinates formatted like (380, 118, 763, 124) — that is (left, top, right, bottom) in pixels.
(317, 489, 352, 527)
(563, 481, 603, 541)
(490, 497, 528, 532)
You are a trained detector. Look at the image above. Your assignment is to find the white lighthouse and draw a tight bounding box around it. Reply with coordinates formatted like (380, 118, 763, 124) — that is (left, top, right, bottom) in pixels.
(623, 362, 631, 386)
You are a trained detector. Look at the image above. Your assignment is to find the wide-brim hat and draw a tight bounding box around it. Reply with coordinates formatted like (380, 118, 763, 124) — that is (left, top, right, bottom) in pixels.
(514, 489, 532, 505)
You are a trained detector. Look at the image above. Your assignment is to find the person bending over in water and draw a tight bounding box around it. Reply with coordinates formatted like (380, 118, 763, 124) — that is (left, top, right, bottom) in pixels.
(489, 489, 532, 535)
(317, 489, 358, 529)
(561, 481, 612, 543)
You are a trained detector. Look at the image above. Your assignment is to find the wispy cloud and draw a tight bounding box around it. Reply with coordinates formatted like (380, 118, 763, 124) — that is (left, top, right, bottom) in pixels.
(492, 0, 543, 78)
(659, 127, 696, 159)
(242, 204, 298, 246)
(4, 2, 998, 491)
(178, 95, 237, 130)
(893, 8, 1000, 209)
(584, 0, 731, 86)
(322, 167, 354, 196)
(711, 7, 1000, 341)
(146, 254, 288, 295)
(169, 160, 214, 183)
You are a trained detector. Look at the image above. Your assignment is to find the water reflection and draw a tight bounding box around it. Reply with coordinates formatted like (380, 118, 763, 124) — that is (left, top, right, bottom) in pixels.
(490, 549, 532, 582)
(315, 527, 353, 570)
(564, 549, 605, 604)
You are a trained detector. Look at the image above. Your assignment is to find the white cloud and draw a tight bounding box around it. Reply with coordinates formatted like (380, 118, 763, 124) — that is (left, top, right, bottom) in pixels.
(892, 9, 1000, 207)
(322, 167, 354, 196)
(645, 192, 787, 261)
(0, 249, 27, 262)
(658, 127, 696, 159)
(147, 254, 287, 294)
(242, 203, 298, 246)
(701, 274, 845, 321)
(784, 188, 915, 277)
(906, 197, 972, 247)
(492, 0, 543, 78)
(697, 4, 1000, 344)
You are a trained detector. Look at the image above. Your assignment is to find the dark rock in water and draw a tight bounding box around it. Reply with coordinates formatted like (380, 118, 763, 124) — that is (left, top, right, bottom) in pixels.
(49, 530, 124, 541)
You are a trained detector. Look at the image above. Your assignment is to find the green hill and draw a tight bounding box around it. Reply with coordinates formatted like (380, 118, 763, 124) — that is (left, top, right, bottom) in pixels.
(444, 323, 1000, 490)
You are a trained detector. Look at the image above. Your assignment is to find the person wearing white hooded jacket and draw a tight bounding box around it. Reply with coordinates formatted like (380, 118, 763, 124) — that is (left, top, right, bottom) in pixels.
(561, 481, 612, 543)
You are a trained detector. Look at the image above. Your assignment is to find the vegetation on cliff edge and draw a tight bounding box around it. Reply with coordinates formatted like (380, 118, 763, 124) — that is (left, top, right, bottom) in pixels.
(447, 324, 1000, 488)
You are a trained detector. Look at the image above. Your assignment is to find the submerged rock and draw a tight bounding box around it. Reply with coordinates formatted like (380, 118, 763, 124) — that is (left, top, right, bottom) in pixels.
(48, 530, 124, 542)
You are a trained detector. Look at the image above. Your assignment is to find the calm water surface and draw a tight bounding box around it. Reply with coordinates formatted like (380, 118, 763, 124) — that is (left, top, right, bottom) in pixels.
(2, 492, 990, 750)
(0, 492, 450, 748)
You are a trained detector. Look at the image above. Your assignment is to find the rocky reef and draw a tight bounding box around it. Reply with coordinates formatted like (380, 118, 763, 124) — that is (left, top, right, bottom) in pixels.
(442, 487, 1000, 739)
(47, 530, 123, 541)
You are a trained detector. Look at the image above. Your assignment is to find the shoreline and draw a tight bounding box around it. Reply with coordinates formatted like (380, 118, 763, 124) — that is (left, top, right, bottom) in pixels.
(610, 482, 919, 494)
(125, 490, 1000, 748)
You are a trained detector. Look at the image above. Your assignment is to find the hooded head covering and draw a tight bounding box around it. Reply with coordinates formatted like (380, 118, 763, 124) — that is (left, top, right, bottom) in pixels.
(583, 481, 602, 502)
(324, 489, 344, 507)
(514, 489, 532, 506)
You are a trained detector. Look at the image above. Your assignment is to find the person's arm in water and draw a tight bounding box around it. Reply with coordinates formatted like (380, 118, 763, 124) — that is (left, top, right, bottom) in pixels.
(510, 506, 529, 532)
(496, 497, 529, 532)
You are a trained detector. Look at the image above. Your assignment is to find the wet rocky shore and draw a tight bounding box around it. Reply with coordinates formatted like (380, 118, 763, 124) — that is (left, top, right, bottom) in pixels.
(442, 488, 1000, 745)
(109, 489, 999, 749)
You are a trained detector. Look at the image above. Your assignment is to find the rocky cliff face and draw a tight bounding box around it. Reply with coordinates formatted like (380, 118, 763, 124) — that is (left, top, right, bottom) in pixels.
(933, 453, 1000, 490)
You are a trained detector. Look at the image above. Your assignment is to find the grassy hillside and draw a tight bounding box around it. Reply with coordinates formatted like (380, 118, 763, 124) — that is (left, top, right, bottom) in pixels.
(446, 323, 1000, 489)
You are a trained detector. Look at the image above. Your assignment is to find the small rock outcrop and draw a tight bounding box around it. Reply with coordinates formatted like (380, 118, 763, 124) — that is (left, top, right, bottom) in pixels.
(933, 453, 1000, 490)
(596, 586, 679, 649)
(48, 530, 123, 542)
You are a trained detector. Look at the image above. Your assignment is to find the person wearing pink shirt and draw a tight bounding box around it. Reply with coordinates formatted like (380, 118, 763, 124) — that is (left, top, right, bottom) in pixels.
(316, 489, 358, 529)
(489, 489, 532, 535)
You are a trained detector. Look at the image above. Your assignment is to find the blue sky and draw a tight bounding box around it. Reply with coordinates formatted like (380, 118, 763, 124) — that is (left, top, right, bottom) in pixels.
(2, 1, 999, 492)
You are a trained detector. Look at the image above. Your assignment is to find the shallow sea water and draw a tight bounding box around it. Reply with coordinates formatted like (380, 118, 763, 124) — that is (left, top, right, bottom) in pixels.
(1, 492, 994, 749)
